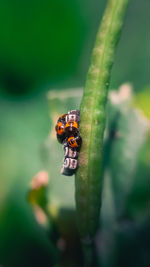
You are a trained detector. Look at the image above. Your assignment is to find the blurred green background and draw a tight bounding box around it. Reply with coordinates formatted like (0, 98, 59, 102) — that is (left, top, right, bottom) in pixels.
(0, 0, 150, 266)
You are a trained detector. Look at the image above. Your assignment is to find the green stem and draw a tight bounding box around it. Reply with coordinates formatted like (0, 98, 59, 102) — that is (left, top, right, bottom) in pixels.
(75, 0, 129, 240)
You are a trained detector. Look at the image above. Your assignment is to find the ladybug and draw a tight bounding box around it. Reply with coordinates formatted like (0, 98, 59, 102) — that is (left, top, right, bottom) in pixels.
(67, 135, 82, 151)
(55, 113, 68, 143)
(55, 121, 66, 143)
(65, 120, 79, 135)
(57, 113, 67, 123)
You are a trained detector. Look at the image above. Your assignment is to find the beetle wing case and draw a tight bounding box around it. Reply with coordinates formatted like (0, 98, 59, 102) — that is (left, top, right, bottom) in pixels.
(56, 133, 66, 144)
(57, 113, 67, 123)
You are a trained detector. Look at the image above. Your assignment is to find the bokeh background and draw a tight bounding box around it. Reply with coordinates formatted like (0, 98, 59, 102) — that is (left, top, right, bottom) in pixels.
(0, 0, 150, 266)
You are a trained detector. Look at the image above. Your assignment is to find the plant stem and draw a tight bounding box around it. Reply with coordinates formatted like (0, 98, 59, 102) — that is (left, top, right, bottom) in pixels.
(75, 0, 129, 240)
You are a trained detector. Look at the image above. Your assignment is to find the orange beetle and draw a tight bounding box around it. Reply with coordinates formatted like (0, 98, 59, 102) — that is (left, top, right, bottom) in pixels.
(57, 113, 67, 123)
(65, 120, 79, 135)
(67, 135, 82, 150)
(55, 121, 66, 143)
(55, 121, 65, 135)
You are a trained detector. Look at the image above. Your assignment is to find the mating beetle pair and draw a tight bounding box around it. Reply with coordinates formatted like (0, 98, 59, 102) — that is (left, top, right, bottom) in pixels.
(55, 110, 82, 150)
(55, 110, 82, 176)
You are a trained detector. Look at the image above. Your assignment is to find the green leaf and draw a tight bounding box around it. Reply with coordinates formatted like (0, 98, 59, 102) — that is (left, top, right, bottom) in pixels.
(105, 87, 150, 218)
(132, 86, 150, 118)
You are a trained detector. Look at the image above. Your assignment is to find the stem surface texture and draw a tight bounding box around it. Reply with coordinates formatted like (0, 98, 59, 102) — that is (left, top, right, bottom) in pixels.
(75, 0, 129, 240)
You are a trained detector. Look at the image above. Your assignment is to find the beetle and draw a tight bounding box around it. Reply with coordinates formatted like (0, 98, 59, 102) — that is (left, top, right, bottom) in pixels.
(65, 120, 79, 135)
(55, 121, 66, 143)
(55, 110, 82, 176)
(57, 113, 67, 123)
(67, 135, 82, 151)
